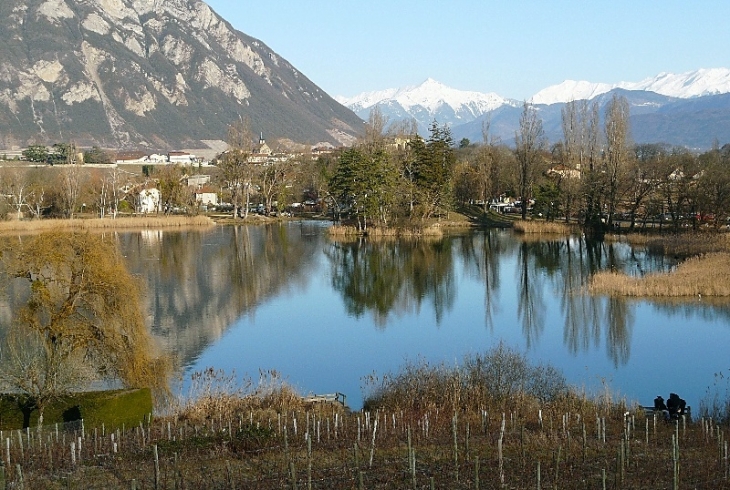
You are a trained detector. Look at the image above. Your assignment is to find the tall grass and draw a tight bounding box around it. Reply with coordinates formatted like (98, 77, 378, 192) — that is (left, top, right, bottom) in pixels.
(328, 224, 443, 238)
(0, 215, 215, 234)
(513, 220, 575, 235)
(590, 252, 730, 297)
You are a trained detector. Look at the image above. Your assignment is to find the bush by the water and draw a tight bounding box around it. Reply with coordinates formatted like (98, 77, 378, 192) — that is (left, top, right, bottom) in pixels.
(363, 342, 569, 412)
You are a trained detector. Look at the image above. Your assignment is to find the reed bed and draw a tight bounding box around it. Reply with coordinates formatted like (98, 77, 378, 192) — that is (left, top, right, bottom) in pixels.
(0, 215, 215, 234)
(328, 224, 444, 238)
(644, 233, 730, 257)
(513, 220, 574, 236)
(590, 252, 730, 297)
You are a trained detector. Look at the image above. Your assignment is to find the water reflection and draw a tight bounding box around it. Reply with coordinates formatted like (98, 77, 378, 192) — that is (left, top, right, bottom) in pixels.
(3, 225, 728, 409)
(112, 226, 704, 372)
(117, 223, 321, 367)
(457, 231, 508, 330)
(326, 237, 457, 326)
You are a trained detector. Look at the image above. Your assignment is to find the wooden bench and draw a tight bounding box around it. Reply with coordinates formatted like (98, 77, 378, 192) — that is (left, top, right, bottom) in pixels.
(303, 392, 347, 407)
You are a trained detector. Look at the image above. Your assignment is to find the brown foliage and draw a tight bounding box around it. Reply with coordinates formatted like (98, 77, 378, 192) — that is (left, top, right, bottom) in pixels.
(590, 252, 730, 297)
(0, 232, 169, 411)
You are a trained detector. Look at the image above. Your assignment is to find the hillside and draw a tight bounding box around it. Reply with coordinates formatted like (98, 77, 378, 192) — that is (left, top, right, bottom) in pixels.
(0, 0, 364, 151)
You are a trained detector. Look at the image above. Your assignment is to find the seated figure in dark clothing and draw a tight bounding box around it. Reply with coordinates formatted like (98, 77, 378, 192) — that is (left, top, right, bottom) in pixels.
(667, 393, 687, 419)
(654, 396, 667, 411)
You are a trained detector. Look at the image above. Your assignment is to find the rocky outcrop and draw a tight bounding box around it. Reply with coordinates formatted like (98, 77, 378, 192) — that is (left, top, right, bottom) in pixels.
(0, 0, 363, 150)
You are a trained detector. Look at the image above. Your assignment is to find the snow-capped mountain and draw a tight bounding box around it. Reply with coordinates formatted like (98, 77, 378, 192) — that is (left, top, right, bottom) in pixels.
(338, 68, 730, 149)
(336, 78, 517, 134)
(336, 78, 510, 114)
(532, 68, 730, 105)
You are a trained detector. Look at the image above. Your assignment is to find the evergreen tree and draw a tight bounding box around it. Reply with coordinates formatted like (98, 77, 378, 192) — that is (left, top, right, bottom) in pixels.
(410, 122, 456, 219)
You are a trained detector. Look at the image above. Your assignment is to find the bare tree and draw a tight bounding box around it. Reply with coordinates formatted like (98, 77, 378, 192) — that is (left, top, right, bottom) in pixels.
(515, 101, 545, 220)
(61, 164, 82, 219)
(107, 167, 126, 218)
(603, 94, 632, 228)
(259, 159, 294, 214)
(364, 105, 389, 150)
(562, 100, 604, 234)
(3, 168, 30, 220)
(218, 117, 254, 219)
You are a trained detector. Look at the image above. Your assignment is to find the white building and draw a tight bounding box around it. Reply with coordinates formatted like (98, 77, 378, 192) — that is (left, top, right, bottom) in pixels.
(137, 188, 161, 214)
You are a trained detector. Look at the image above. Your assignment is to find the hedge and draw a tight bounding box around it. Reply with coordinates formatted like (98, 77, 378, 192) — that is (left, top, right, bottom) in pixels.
(0, 388, 152, 430)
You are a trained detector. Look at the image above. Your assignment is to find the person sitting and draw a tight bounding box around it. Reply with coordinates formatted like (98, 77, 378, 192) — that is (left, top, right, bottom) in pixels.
(654, 396, 667, 412)
(667, 393, 683, 419)
(678, 396, 687, 416)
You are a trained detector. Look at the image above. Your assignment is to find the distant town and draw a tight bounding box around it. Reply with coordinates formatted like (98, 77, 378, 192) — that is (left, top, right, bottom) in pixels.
(0, 134, 337, 219)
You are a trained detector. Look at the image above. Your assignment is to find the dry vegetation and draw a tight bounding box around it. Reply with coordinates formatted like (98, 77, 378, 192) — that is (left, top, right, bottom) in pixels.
(328, 224, 444, 238)
(0, 215, 215, 234)
(591, 232, 730, 297)
(590, 252, 730, 297)
(613, 232, 730, 257)
(513, 220, 575, 236)
(4, 355, 730, 489)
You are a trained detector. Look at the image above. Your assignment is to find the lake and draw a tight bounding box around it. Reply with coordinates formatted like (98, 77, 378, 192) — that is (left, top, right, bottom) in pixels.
(117, 222, 730, 411)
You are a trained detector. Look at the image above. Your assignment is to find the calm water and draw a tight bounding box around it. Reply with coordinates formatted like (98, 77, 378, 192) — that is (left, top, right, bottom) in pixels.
(117, 223, 730, 411)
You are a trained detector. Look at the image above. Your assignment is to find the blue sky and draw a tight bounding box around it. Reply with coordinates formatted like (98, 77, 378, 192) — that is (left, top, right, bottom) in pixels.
(205, 1, 730, 100)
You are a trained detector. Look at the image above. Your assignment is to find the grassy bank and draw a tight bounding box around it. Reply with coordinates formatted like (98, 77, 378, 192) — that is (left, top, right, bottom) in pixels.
(590, 252, 730, 297)
(592, 232, 730, 297)
(328, 223, 444, 238)
(513, 219, 575, 235)
(4, 353, 729, 489)
(0, 215, 215, 234)
(609, 232, 730, 257)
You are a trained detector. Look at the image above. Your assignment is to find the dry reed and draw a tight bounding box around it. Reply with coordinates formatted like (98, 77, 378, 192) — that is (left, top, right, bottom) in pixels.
(513, 220, 574, 235)
(0, 215, 215, 234)
(328, 224, 444, 238)
(590, 252, 730, 297)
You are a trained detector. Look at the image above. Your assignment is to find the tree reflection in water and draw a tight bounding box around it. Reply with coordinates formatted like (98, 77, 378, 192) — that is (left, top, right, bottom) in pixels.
(105, 225, 730, 377)
(116, 224, 320, 367)
(326, 236, 456, 327)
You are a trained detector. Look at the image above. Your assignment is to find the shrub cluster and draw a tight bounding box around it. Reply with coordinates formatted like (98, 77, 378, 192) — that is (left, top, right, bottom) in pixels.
(362, 342, 569, 413)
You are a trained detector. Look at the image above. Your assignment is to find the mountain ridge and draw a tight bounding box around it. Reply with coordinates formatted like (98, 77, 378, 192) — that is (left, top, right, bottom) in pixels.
(0, 0, 364, 151)
(338, 69, 730, 149)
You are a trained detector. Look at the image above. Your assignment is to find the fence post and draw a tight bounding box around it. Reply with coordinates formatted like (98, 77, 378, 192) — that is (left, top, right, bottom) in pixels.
(153, 444, 160, 490)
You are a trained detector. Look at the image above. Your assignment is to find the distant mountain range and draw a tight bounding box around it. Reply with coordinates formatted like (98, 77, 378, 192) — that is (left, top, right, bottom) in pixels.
(0, 0, 364, 151)
(337, 69, 730, 150)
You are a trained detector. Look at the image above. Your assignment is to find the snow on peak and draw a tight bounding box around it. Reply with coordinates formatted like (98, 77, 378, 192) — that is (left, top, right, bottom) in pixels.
(628, 68, 730, 98)
(531, 68, 730, 105)
(337, 78, 509, 115)
(531, 80, 614, 105)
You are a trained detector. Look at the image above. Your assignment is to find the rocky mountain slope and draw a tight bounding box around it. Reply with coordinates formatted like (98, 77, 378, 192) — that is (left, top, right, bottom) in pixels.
(0, 0, 363, 151)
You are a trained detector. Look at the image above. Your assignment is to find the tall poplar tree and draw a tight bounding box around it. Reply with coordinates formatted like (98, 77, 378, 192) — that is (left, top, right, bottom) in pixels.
(515, 102, 545, 220)
(603, 94, 632, 228)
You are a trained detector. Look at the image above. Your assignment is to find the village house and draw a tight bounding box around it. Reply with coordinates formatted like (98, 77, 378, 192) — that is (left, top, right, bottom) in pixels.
(168, 151, 196, 164)
(187, 174, 211, 187)
(194, 185, 218, 207)
(546, 164, 581, 180)
(115, 151, 147, 164)
(135, 187, 162, 214)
